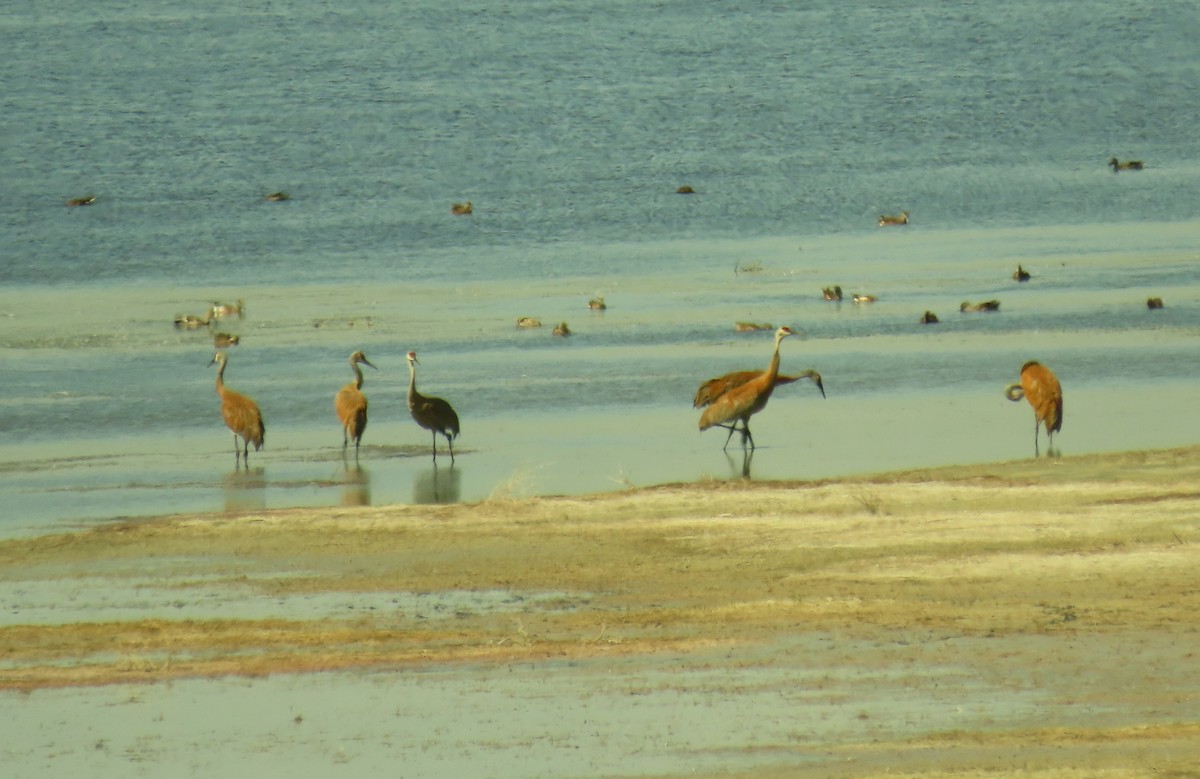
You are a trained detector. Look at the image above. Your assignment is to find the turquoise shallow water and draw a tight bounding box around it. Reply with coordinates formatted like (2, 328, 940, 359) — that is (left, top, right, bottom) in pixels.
(2, 0, 1199, 536)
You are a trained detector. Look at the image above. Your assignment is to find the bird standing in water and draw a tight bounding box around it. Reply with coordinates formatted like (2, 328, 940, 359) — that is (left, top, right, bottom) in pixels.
(695, 366, 824, 450)
(1004, 360, 1063, 457)
(335, 350, 377, 459)
(406, 351, 460, 464)
(209, 351, 265, 464)
(698, 326, 798, 450)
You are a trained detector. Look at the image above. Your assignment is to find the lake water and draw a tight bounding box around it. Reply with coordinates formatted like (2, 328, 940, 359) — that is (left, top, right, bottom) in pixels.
(2, 0, 1199, 538)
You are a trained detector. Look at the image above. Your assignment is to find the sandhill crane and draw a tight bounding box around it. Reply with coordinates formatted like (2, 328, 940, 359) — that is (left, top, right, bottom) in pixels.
(1004, 361, 1062, 457)
(878, 210, 909, 226)
(698, 326, 798, 450)
(695, 364, 824, 450)
(406, 351, 460, 464)
(1108, 157, 1143, 172)
(209, 351, 265, 464)
(335, 350, 377, 458)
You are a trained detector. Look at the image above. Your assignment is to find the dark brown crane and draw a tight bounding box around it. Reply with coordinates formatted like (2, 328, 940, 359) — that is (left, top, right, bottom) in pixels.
(406, 351, 460, 464)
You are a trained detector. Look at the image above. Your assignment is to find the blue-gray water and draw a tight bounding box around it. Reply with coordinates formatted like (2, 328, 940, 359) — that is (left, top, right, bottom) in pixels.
(2, 0, 1199, 538)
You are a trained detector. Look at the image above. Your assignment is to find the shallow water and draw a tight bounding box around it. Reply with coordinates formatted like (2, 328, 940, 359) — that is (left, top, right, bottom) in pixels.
(2, 0, 1199, 537)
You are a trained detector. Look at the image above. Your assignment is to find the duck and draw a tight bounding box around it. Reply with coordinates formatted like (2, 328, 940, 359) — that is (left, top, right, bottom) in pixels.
(852, 294, 878, 304)
(1147, 297, 1164, 310)
(919, 311, 939, 324)
(552, 322, 571, 337)
(734, 322, 773, 332)
(451, 201, 473, 215)
(588, 297, 607, 310)
(1013, 264, 1031, 282)
(174, 314, 211, 329)
(213, 333, 240, 348)
(960, 300, 1001, 313)
(65, 196, 96, 207)
(264, 192, 290, 202)
(822, 286, 843, 301)
(676, 185, 695, 194)
(878, 210, 909, 226)
(516, 316, 542, 328)
(1108, 157, 1144, 172)
(210, 299, 245, 318)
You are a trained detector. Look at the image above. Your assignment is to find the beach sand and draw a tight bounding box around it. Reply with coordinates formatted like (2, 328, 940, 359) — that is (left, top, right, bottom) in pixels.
(2, 446, 1198, 777)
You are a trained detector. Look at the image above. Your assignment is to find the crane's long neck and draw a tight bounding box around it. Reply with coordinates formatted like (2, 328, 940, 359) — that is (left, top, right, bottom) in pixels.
(351, 360, 365, 390)
(215, 358, 227, 392)
(407, 361, 419, 402)
(765, 331, 786, 381)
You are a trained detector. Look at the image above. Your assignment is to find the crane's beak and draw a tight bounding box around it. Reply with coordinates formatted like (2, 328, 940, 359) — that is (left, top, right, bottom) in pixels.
(813, 375, 826, 398)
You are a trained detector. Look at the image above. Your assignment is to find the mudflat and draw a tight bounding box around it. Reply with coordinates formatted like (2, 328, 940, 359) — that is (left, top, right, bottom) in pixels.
(2, 447, 1198, 778)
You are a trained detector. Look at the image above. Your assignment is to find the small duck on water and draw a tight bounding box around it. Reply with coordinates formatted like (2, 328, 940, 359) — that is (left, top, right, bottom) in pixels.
(213, 333, 241, 348)
(961, 300, 1001, 313)
(1108, 157, 1144, 172)
(878, 210, 909, 226)
(516, 317, 542, 328)
(451, 201, 473, 215)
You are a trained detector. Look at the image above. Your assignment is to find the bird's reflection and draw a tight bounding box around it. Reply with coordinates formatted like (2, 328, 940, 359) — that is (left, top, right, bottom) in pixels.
(724, 449, 754, 480)
(413, 464, 461, 504)
(339, 463, 372, 507)
(222, 466, 266, 512)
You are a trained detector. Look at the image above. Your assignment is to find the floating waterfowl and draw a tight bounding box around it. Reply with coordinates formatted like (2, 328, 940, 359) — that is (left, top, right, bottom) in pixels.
(1147, 297, 1164, 309)
(1108, 157, 1144, 172)
(264, 192, 290, 202)
(65, 196, 95, 207)
(516, 317, 542, 328)
(676, 185, 695, 194)
(1013, 264, 1031, 282)
(878, 210, 909, 226)
(213, 333, 240, 348)
(919, 311, 939, 324)
(734, 322, 773, 332)
(174, 314, 211, 329)
(588, 297, 607, 310)
(822, 286, 843, 301)
(451, 201, 473, 215)
(552, 322, 571, 336)
(961, 300, 1001, 313)
(210, 299, 245, 318)
(852, 294, 878, 304)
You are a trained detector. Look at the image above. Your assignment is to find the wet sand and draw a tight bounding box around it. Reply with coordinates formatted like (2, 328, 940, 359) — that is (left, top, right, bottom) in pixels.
(2, 446, 1199, 777)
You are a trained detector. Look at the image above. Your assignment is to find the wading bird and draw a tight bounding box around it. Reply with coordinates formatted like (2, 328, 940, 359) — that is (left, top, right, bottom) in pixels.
(335, 350, 377, 459)
(1108, 157, 1144, 172)
(878, 210, 909, 226)
(1004, 361, 1062, 457)
(698, 326, 798, 450)
(406, 351, 460, 464)
(695, 363, 824, 449)
(209, 351, 265, 464)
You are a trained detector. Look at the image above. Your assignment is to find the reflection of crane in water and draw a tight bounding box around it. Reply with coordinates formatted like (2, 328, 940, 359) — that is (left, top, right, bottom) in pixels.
(1004, 361, 1063, 457)
(209, 351, 264, 465)
(335, 350, 376, 459)
(698, 326, 798, 450)
(406, 351, 461, 464)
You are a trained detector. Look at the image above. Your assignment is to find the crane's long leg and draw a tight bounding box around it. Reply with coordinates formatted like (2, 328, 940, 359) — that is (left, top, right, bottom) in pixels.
(430, 430, 439, 463)
(742, 423, 756, 451)
(446, 434, 456, 464)
(1033, 418, 1040, 458)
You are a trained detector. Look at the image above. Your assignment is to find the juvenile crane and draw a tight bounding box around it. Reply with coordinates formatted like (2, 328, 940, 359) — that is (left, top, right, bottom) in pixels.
(698, 326, 798, 450)
(695, 364, 824, 450)
(209, 351, 265, 464)
(1004, 360, 1063, 457)
(335, 350, 377, 459)
(406, 351, 460, 464)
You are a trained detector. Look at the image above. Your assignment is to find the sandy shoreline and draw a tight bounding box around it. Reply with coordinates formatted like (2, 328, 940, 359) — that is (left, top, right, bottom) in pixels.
(2, 446, 1199, 777)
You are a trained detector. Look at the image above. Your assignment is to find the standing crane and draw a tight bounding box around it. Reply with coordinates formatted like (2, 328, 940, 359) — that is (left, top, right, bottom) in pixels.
(335, 350, 377, 459)
(694, 367, 824, 450)
(1004, 360, 1063, 457)
(406, 351, 460, 464)
(209, 351, 265, 464)
(698, 326, 798, 450)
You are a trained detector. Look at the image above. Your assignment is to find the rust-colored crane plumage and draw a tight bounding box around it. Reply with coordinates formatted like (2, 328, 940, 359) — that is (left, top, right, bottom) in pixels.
(209, 351, 265, 463)
(335, 350, 377, 458)
(698, 326, 798, 450)
(1004, 360, 1063, 457)
(407, 351, 460, 464)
